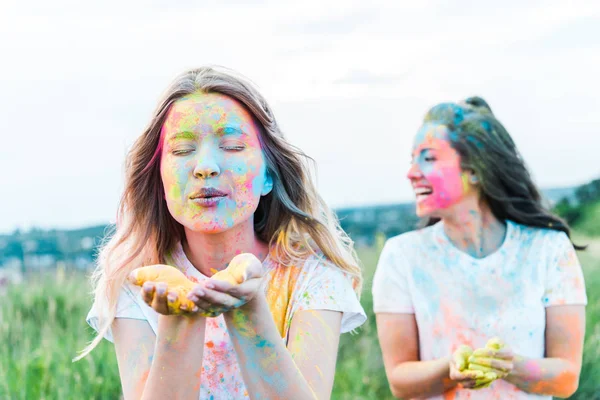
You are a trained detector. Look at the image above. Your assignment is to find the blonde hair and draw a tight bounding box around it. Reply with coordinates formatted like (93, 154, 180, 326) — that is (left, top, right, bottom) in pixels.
(74, 66, 362, 361)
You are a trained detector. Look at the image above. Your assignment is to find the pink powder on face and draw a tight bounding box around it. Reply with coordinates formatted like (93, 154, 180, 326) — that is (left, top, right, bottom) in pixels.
(141, 124, 168, 174)
(409, 124, 468, 217)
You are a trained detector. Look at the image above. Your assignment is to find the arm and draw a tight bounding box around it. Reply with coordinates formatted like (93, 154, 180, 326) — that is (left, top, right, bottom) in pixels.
(223, 293, 341, 399)
(113, 279, 210, 400)
(113, 315, 207, 400)
(112, 318, 156, 400)
(503, 305, 585, 398)
(376, 313, 458, 399)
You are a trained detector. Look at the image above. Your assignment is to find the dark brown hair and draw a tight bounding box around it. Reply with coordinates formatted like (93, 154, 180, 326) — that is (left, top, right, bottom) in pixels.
(421, 96, 585, 250)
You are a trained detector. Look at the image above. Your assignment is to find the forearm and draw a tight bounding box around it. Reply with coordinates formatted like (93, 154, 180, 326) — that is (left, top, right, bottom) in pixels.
(224, 294, 317, 400)
(141, 315, 206, 400)
(388, 357, 457, 399)
(504, 355, 580, 398)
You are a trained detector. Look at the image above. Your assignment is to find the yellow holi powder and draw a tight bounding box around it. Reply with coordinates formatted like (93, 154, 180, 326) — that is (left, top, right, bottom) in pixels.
(460, 172, 471, 193)
(128, 256, 255, 313)
(305, 310, 336, 345)
(128, 264, 196, 312)
(211, 253, 255, 284)
(264, 263, 304, 337)
(454, 337, 506, 389)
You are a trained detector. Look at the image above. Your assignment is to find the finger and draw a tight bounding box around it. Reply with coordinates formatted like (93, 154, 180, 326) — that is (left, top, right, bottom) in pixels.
(473, 378, 494, 390)
(494, 348, 514, 360)
(203, 279, 234, 293)
(166, 291, 189, 315)
(214, 278, 263, 302)
(151, 283, 169, 315)
(460, 379, 477, 389)
(450, 365, 484, 381)
(187, 287, 220, 312)
(200, 287, 242, 309)
(471, 348, 495, 358)
(141, 282, 155, 306)
(452, 345, 473, 371)
(472, 348, 513, 360)
(461, 369, 485, 380)
(127, 269, 140, 286)
(469, 357, 513, 372)
(187, 293, 228, 316)
(243, 259, 265, 280)
(468, 364, 508, 379)
(486, 337, 504, 351)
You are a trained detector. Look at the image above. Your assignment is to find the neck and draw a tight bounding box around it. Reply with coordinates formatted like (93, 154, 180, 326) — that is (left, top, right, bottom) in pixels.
(440, 199, 506, 258)
(182, 219, 269, 276)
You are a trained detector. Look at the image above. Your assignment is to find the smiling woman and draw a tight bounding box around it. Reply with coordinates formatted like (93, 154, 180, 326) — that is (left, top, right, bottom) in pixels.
(73, 66, 366, 400)
(373, 97, 588, 399)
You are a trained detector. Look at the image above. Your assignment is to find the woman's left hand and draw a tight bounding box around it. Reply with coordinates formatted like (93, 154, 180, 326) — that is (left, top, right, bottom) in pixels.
(186, 259, 266, 314)
(467, 344, 515, 380)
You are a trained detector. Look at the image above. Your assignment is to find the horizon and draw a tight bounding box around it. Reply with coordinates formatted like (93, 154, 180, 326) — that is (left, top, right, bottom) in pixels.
(0, 182, 587, 235)
(2, 1, 599, 233)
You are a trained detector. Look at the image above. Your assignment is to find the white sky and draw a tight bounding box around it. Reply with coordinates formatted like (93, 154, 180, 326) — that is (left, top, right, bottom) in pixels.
(1, 0, 599, 233)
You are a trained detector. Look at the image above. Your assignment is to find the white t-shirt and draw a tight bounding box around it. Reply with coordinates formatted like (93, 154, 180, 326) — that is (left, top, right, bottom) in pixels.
(87, 242, 366, 400)
(372, 220, 587, 400)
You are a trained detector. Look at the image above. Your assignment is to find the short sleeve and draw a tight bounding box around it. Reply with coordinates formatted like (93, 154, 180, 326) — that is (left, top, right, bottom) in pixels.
(86, 283, 149, 343)
(372, 239, 414, 314)
(292, 257, 367, 333)
(543, 232, 588, 307)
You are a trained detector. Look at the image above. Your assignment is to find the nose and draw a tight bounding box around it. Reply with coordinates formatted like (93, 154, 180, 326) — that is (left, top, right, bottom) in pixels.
(406, 161, 422, 181)
(193, 145, 221, 179)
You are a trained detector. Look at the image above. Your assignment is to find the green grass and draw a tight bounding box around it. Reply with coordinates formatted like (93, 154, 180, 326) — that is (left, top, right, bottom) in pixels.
(575, 201, 600, 237)
(1, 236, 599, 399)
(0, 270, 121, 399)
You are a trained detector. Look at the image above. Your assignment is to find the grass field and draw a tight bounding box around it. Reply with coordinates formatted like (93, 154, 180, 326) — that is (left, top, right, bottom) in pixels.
(1, 236, 599, 399)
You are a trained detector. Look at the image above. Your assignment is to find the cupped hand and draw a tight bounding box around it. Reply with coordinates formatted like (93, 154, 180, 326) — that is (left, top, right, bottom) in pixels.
(468, 346, 515, 379)
(139, 281, 224, 317)
(449, 346, 486, 389)
(186, 254, 265, 315)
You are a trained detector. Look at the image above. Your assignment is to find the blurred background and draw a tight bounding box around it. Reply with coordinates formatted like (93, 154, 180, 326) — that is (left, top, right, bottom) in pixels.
(1, 1, 599, 398)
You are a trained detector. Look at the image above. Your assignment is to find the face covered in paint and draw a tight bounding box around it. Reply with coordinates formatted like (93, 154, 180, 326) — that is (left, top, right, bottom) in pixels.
(407, 123, 475, 218)
(160, 92, 273, 233)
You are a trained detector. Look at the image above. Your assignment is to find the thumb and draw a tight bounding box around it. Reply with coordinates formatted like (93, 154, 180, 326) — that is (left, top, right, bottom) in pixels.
(244, 257, 265, 280)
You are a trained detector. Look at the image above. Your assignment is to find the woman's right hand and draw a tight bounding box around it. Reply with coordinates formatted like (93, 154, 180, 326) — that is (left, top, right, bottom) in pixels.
(140, 281, 228, 317)
(449, 347, 484, 389)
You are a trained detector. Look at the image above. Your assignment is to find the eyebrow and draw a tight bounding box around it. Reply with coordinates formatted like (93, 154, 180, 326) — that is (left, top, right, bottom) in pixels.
(216, 125, 247, 136)
(167, 131, 197, 142)
(411, 147, 436, 158)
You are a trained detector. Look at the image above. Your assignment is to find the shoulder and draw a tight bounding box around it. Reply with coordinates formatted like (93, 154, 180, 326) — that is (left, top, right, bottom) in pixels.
(288, 252, 366, 332)
(382, 224, 439, 256)
(508, 220, 571, 247)
(266, 247, 351, 279)
(297, 251, 355, 284)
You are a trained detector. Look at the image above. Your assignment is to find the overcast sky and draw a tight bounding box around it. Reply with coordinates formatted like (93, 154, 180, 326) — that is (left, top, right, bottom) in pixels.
(1, 0, 599, 233)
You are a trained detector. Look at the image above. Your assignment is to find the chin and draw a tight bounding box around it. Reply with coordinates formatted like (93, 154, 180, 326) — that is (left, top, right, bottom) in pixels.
(415, 205, 435, 219)
(194, 221, 236, 234)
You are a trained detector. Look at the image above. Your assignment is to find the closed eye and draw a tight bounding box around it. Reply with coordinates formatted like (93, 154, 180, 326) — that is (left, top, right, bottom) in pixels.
(220, 140, 246, 151)
(221, 145, 245, 151)
(172, 149, 194, 156)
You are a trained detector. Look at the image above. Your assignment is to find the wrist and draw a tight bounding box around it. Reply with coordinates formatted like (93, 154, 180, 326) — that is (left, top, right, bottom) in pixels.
(505, 353, 528, 382)
(157, 314, 206, 341)
(228, 291, 266, 315)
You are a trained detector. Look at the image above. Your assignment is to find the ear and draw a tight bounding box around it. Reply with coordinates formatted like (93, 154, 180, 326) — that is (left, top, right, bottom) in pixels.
(261, 170, 273, 196)
(468, 170, 479, 184)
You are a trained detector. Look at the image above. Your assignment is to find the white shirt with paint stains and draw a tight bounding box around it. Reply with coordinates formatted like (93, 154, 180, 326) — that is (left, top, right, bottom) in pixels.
(372, 220, 587, 400)
(87, 242, 366, 400)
